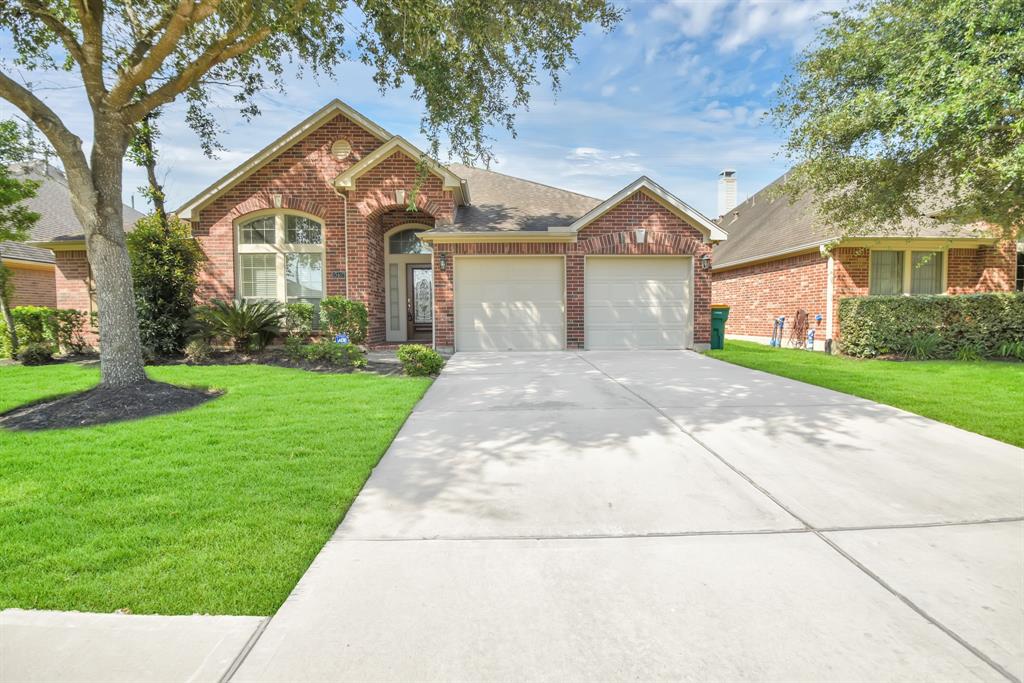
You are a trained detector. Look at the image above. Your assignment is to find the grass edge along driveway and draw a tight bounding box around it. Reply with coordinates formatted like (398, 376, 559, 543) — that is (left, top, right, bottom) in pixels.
(0, 363, 430, 616)
(707, 340, 1024, 449)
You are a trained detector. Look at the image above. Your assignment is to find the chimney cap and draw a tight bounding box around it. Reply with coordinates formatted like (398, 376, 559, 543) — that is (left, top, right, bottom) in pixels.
(719, 169, 736, 178)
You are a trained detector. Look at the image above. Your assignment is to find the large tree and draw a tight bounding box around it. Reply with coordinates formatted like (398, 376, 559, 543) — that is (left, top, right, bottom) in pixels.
(0, 0, 621, 387)
(771, 0, 1023, 238)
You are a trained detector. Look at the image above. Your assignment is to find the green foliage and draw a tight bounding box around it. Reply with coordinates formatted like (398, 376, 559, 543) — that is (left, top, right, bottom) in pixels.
(319, 297, 368, 345)
(997, 340, 1024, 360)
(191, 299, 282, 352)
(17, 342, 52, 365)
(0, 306, 87, 358)
(838, 293, 1024, 359)
(184, 338, 213, 364)
(396, 344, 444, 376)
(283, 302, 314, 341)
(901, 331, 942, 360)
(954, 342, 984, 362)
(126, 215, 205, 356)
(290, 338, 367, 369)
(771, 0, 1024, 236)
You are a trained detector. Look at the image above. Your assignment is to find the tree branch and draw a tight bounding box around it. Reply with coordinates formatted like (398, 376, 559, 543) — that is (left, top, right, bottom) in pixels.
(68, 0, 107, 103)
(18, 0, 87, 66)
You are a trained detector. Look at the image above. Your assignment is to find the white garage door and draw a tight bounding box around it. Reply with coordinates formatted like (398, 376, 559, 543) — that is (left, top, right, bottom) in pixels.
(455, 257, 565, 351)
(585, 256, 692, 350)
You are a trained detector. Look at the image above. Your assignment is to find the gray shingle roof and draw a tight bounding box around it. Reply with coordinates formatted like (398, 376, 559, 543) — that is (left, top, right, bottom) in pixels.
(712, 172, 994, 268)
(1, 162, 145, 266)
(444, 164, 601, 232)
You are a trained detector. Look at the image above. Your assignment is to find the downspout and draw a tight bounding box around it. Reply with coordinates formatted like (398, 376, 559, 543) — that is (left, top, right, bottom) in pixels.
(825, 254, 835, 351)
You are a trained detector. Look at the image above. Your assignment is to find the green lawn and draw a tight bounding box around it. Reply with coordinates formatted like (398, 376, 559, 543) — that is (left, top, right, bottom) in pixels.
(707, 340, 1024, 448)
(0, 363, 430, 616)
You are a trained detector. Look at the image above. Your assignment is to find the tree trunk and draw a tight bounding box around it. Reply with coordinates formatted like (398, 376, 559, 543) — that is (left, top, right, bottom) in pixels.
(73, 117, 148, 387)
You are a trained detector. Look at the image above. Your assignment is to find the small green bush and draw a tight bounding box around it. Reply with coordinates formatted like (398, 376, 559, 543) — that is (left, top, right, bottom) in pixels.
(191, 299, 282, 352)
(299, 339, 366, 368)
(396, 344, 444, 376)
(283, 302, 314, 341)
(320, 297, 368, 344)
(955, 342, 984, 362)
(0, 306, 88, 358)
(18, 342, 54, 365)
(901, 331, 941, 360)
(997, 340, 1024, 360)
(839, 293, 1024, 359)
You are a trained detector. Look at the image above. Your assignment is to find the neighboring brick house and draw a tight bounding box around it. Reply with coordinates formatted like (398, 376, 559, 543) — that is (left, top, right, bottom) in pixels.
(172, 100, 727, 352)
(18, 162, 144, 334)
(711, 174, 1020, 350)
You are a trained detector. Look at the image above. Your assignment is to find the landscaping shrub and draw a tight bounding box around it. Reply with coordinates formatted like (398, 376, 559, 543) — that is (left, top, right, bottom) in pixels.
(320, 297, 368, 344)
(396, 344, 444, 376)
(127, 215, 205, 355)
(901, 331, 941, 360)
(998, 340, 1024, 361)
(184, 338, 212, 364)
(283, 302, 314, 341)
(191, 299, 282, 352)
(295, 338, 367, 368)
(839, 293, 1024, 359)
(0, 306, 88, 358)
(18, 342, 54, 365)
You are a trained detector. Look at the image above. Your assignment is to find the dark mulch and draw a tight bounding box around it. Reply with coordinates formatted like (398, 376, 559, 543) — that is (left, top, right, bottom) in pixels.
(150, 349, 404, 376)
(0, 381, 221, 431)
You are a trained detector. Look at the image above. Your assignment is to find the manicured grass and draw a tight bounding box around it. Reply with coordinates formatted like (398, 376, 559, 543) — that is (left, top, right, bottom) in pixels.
(0, 363, 430, 616)
(707, 341, 1024, 448)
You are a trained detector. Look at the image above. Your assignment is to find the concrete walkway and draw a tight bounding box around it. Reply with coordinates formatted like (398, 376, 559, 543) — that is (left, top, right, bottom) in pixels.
(231, 351, 1024, 682)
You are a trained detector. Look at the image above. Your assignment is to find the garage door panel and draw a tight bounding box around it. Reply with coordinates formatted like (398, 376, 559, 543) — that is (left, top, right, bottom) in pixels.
(585, 257, 692, 350)
(456, 257, 565, 351)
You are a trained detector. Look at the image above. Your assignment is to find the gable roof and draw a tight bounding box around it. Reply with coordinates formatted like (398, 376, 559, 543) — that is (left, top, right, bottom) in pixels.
(8, 162, 144, 258)
(712, 172, 999, 270)
(438, 164, 601, 233)
(566, 176, 728, 241)
(334, 137, 468, 204)
(176, 99, 392, 220)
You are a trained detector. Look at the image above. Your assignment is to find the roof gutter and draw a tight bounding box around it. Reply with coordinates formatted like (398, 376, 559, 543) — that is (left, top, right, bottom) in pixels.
(419, 231, 577, 244)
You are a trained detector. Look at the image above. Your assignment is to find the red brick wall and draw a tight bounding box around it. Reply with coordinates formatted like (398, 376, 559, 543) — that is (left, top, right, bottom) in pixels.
(191, 112, 455, 344)
(53, 250, 98, 344)
(6, 263, 56, 307)
(947, 242, 1016, 293)
(431, 190, 712, 350)
(831, 247, 869, 340)
(711, 251, 828, 341)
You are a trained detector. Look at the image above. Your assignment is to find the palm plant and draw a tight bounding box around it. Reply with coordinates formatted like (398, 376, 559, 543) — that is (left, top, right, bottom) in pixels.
(191, 299, 282, 352)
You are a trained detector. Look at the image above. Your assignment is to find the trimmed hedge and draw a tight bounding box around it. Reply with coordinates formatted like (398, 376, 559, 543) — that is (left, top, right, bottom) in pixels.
(0, 306, 89, 359)
(838, 293, 1024, 359)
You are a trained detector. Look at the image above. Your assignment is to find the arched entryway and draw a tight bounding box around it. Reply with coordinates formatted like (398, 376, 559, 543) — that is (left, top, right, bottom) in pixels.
(384, 224, 433, 342)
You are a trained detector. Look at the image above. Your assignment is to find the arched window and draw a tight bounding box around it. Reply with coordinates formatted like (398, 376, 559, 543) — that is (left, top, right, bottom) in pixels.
(236, 213, 325, 310)
(388, 228, 431, 254)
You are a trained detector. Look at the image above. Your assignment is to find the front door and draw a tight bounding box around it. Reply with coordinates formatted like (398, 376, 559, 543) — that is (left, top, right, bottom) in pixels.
(406, 264, 433, 341)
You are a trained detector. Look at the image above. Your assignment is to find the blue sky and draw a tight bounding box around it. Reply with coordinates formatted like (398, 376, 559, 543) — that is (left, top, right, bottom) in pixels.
(0, 0, 845, 218)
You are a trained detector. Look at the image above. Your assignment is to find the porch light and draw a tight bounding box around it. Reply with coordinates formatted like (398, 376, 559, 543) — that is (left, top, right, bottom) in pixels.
(634, 228, 646, 244)
(700, 253, 712, 271)
(439, 253, 447, 271)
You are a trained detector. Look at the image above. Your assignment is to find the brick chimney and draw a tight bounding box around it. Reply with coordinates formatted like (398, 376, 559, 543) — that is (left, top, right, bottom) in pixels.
(717, 169, 737, 217)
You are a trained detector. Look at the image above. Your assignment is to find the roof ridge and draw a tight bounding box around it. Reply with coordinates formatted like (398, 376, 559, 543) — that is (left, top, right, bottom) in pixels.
(449, 163, 601, 202)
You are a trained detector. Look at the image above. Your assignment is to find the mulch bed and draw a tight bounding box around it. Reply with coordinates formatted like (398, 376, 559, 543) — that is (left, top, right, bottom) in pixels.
(0, 381, 221, 431)
(152, 349, 404, 376)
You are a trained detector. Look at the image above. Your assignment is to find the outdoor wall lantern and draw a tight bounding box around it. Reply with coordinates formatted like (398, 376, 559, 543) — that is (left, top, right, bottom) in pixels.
(439, 253, 448, 271)
(700, 253, 712, 271)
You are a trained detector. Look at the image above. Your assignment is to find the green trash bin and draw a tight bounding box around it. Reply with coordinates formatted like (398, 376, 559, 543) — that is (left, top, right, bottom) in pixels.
(710, 305, 730, 350)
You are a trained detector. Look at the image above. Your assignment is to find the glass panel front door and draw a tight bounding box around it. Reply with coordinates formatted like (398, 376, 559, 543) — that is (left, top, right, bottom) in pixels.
(406, 264, 433, 340)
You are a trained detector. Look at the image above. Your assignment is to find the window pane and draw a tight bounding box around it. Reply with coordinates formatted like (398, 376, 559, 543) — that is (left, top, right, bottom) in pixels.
(1016, 250, 1023, 292)
(286, 215, 322, 244)
(240, 254, 276, 298)
(388, 228, 431, 254)
(240, 216, 275, 244)
(286, 253, 323, 299)
(910, 251, 943, 295)
(869, 251, 904, 295)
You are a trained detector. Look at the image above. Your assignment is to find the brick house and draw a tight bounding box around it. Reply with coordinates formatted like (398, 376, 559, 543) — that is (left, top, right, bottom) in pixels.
(5, 162, 142, 312)
(711, 174, 1022, 350)
(163, 100, 727, 352)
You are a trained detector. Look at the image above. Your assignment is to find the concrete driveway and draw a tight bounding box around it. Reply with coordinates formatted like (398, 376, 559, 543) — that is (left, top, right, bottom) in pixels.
(234, 351, 1024, 683)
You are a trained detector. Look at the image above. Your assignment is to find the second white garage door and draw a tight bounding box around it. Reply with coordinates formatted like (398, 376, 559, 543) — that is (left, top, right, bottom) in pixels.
(455, 257, 565, 351)
(585, 256, 692, 350)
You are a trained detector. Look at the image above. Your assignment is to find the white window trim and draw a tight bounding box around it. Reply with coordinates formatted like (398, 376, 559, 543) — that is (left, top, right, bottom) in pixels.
(235, 209, 326, 303)
(868, 248, 948, 296)
(383, 223, 433, 342)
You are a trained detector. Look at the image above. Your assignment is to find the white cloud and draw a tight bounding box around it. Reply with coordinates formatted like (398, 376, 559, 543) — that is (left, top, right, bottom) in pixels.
(600, 84, 617, 97)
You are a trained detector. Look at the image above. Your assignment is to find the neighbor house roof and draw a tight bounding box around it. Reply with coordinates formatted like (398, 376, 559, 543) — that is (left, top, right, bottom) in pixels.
(441, 164, 601, 232)
(712, 173, 998, 270)
(3, 162, 143, 264)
